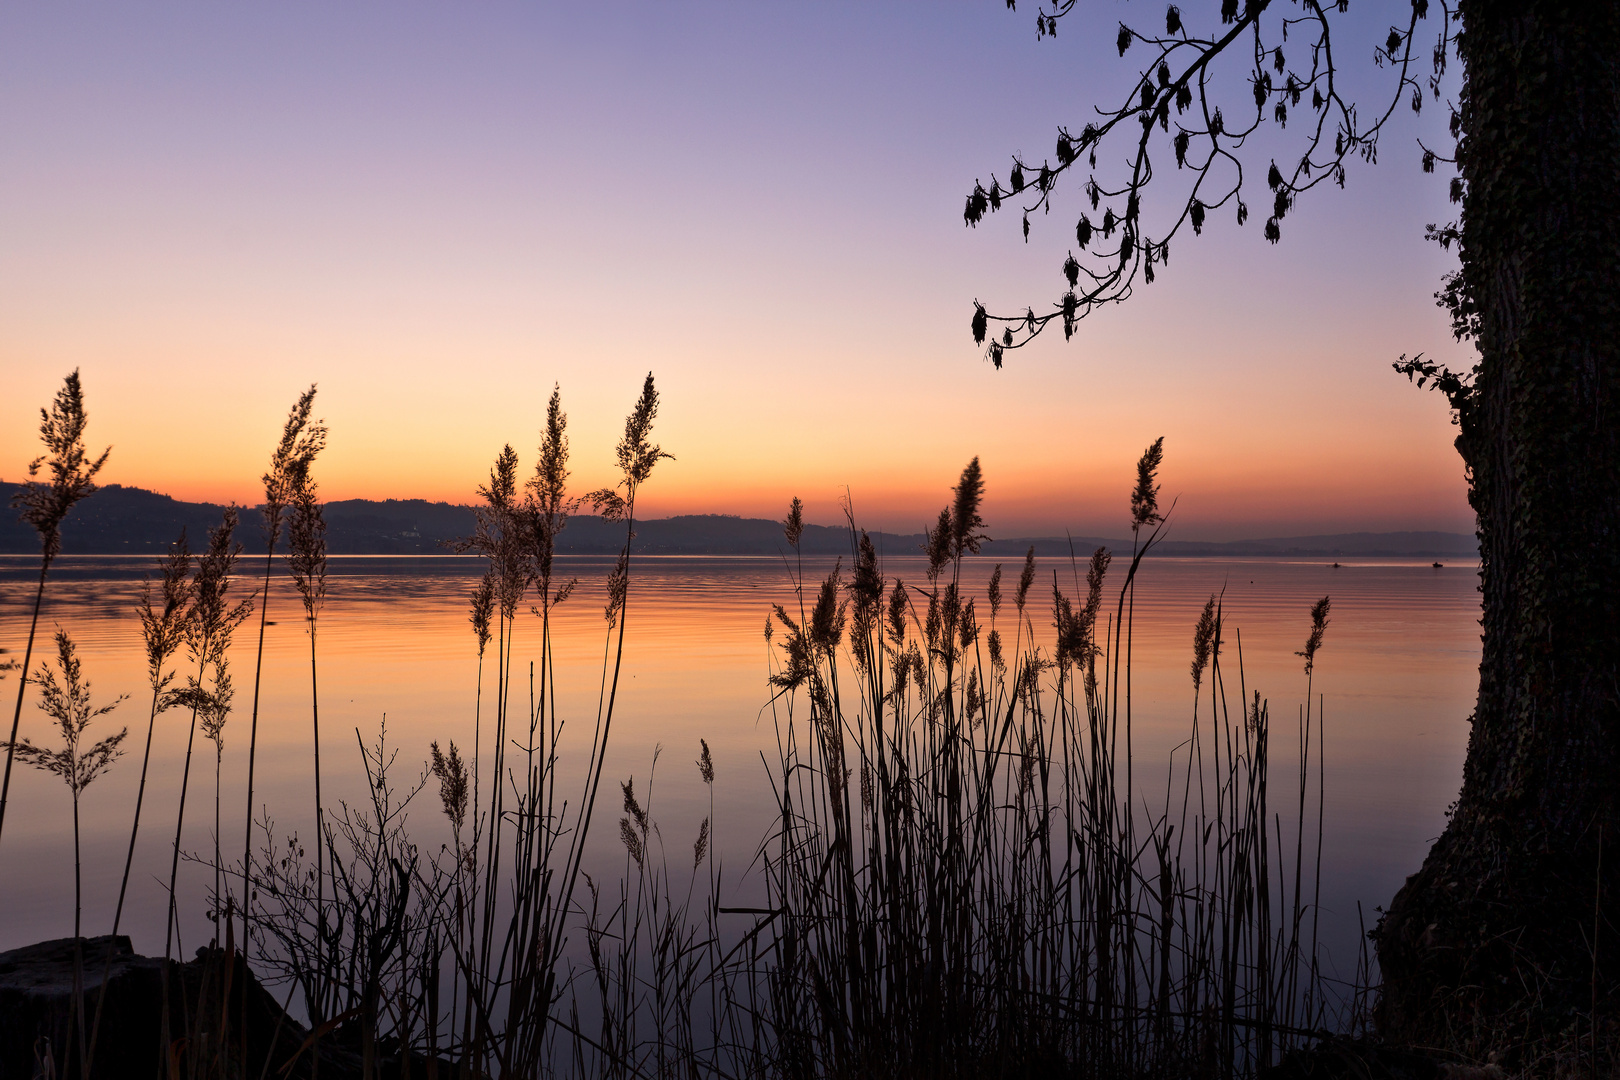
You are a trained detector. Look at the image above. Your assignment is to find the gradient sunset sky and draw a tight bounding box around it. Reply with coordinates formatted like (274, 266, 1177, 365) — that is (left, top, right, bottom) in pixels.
(1, 3, 1473, 540)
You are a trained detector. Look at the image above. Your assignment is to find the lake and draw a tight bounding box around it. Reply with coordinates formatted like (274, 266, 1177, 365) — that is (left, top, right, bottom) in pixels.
(0, 551, 1479, 981)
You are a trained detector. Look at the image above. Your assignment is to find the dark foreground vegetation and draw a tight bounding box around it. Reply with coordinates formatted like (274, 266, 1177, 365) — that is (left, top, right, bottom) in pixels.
(960, 1, 1619, 1069)
(0, 373, 1483, 1079)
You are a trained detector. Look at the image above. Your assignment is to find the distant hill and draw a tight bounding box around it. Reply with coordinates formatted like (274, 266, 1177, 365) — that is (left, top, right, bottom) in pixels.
(0, 483, 1478, 559)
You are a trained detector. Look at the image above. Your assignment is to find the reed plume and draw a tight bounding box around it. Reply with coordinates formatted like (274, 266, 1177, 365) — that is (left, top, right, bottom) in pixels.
(1191, 593, 1218, 694)
(241, 386, 325, 987)
(117, 535, 195, 928)
(548, 374, 671, 1054)
(161, 509, 250, 1067)
(1130, 434, 1165, 534)
(1, 370, 111, 851)
(84, 534, 193, 1077)
(3, 630, 126, 1074)
(287, 442, 333, 1045)
(429, 740, 469, 836)
(1297, 596, 1331, 677)
(740, 451, 1348, 1080)
(949, 455, 988, 557)
(783, 497, 805, 548)
(4, 630, 128, 936)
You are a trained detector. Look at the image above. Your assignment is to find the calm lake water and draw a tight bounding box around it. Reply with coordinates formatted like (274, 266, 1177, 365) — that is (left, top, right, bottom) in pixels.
(0, 552, 1480, 977)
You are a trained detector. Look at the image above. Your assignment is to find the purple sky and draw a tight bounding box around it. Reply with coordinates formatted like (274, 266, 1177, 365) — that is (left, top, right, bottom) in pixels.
(0, 2, 1473, 540)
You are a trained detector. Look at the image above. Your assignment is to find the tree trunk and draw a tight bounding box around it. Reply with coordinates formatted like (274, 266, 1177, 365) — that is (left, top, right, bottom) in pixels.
(1375, 0, 1620, 1053)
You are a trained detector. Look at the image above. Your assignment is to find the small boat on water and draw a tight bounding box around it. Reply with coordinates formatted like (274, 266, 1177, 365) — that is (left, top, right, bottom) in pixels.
(1433, 561, 1444, 569)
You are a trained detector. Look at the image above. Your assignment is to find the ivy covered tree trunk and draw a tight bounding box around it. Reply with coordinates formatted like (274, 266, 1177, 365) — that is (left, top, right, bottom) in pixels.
(1375, 0, 1620, 1051)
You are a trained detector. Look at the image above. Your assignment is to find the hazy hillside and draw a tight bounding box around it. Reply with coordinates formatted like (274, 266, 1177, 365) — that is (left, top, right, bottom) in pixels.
(0, 484, 1477, 559)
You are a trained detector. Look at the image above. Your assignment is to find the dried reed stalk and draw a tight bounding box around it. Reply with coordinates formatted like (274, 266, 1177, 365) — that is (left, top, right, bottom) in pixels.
(0, 370, 110, 852)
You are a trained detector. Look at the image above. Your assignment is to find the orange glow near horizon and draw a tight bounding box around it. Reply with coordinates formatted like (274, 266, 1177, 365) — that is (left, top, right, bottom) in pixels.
(0, 3, 1474, 543)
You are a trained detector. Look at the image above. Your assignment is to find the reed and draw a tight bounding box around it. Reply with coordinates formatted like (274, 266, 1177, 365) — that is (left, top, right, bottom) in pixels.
(83, 532, 194, 1078)
(0, 370, 110, 852)
(522, 447, 1349, 1080)
(9, 378, 1369, 1078)
(232, 442, 1349, 1080)
(242, 386, 326, 992)
(288, 435, 332, 1055)
(716, 447, 1344, 1080)
(0, 629, 126, 1076)
(236, 375, 675, 1079)
(117, 535, 194, 932)
(161, 508, 251, 1074)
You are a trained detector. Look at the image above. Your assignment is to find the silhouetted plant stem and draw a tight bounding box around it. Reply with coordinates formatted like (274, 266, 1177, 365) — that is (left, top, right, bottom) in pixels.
(155, 510, 247, 1078)
(0, 570, 47, 850)
(161, 667, 207, 1069)
(242, 553, 275, 918)
(287, 459, 329, 1068)
(115, 693, 169, 929)
(1, 370, 110, 851)
(240, 384, 323, 1040)
(86, 536, 192, 1079)
(2, 629, 126, 1080)
(555, 373, 671, 990)
(89, 685, 166, 1077)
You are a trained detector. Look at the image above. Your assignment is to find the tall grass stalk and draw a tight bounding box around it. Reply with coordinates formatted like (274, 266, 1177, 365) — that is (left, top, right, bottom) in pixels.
(1, 630, 126, 1077)
(288, 446, 331, 1044)
(735, 448, 1339, 1079)
(0, 370, 109, 852)
(240, 376, 672, 1078)
(84, 534, 193, 1078)
(241, 387, 325, 990)
(213, 423, 1349, 1079)
(160, 509, 250, 1073)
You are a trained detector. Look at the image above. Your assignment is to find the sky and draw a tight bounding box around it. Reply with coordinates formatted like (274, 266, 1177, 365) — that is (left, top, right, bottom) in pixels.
(0, 2, 1475, 541)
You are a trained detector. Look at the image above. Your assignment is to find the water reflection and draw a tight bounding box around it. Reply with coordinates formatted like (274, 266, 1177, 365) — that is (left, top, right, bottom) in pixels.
(0, 553, 1478, 972)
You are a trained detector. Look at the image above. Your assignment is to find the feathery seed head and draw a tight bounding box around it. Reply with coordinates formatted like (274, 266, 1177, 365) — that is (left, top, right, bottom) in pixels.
(187, 509, 252, 670)
(1131, 437, 1166, 533)
(139, 533, 194, 697)
(621, 776, 648, 831)
(1297, 595, 1331, 676)
(949, 457, 989, 558)
(1191, 594, 1219, 691)
(620, 817, 644, 867)
(430, 740, 469, 832)
(5, 631, 128, 796)
(469, 572, 495, 657)
(261, 386, 326, 551)
(697, 738, 714, 785)
(924, 507, 952, 581)
(480, 444, 521, 513)
(199, 660, 234, 752)
(617, 373, 673, 489)
(1015, 547, 1037, 613)
(886, 578, 908, 647)
(527, 386, 576, 586)
(693, 817, 710, 869)
(850, 532, 882, 611)
(603, 550, 629, 628)
(288, 481, 328, 619)
(14, 370, 111, 570)
(783, 497, 805, 548)
(809, 563, 847, 657)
